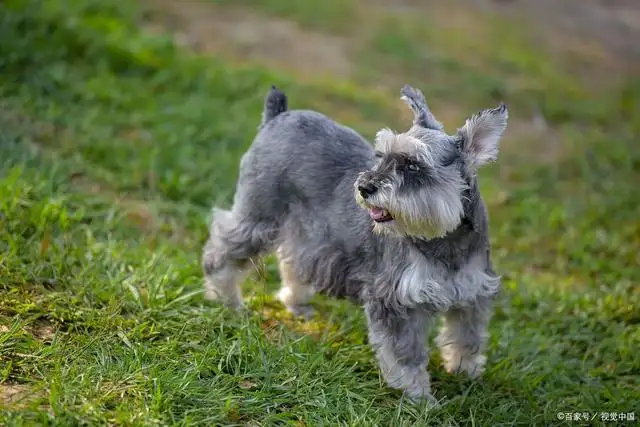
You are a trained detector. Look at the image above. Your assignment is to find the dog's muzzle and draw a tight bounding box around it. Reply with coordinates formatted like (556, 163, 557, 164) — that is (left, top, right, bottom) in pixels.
(356, 178, 393, 223)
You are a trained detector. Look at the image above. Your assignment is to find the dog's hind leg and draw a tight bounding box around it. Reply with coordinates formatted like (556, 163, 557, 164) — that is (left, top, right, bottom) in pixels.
(365, 300, 438, 405)
(436, 296, 493, 378)
(202, 208, 272, 310)
(276, 246, 316, 319)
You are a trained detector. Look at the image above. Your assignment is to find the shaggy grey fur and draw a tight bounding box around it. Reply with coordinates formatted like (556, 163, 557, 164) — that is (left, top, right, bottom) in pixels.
(201, 84, 508, 403)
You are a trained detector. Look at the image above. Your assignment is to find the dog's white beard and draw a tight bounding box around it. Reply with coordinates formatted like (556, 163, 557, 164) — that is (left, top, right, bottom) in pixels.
(355, 183, 465, 240)
(390, 187, 465, 239)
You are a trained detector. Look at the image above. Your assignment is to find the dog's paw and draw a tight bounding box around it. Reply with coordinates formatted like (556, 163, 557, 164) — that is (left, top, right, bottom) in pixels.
(404, 387, 440, 408)
(394, 372, 439, 408)
(276, 287, 316, 320)
(442, 348, 486, 378)
(204, 288, 245, 311)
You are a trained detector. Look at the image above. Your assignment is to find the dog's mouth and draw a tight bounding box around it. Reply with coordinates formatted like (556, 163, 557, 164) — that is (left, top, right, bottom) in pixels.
(369, 207, 393, 223)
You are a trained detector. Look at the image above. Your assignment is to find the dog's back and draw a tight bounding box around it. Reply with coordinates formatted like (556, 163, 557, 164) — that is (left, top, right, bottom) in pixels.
(227, 87, 380, 299)
(234, 87, 374, 222)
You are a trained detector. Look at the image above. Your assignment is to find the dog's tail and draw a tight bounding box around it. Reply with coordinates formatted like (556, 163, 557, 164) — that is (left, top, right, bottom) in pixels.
(260, 85, 288, 128)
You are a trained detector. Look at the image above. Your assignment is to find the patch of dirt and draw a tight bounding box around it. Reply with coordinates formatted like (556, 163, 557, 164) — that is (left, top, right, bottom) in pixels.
(0, 383, 44, 409)
(27, 320, 56, 342)
(471, 0, 640, 70)
(143, 0, 353, 77)
(365, 0, 640, 72)
(143, 0, 640, 78)
(0, 317, 56, 343)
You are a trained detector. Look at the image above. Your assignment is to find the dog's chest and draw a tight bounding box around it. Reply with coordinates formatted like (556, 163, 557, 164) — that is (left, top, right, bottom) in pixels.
(395, 249, 499, 311)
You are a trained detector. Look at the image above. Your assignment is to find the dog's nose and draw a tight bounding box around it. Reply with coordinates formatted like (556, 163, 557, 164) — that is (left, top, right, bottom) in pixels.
(358, 182, 378, 198)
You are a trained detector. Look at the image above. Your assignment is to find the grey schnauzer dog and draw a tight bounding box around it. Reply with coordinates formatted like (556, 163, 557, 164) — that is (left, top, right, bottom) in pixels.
(202, 84, 508, 403)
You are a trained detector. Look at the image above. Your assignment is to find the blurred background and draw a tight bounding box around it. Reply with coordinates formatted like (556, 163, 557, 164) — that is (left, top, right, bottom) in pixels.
(0, 0, 638, 424)
(138, 0, 639, 301)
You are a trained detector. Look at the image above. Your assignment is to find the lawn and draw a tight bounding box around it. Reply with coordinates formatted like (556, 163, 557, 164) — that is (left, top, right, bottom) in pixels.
(0, 0, 638, 426)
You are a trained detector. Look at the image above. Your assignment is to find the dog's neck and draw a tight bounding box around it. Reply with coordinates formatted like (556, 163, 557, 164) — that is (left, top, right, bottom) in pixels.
(409, 177, 483, 271)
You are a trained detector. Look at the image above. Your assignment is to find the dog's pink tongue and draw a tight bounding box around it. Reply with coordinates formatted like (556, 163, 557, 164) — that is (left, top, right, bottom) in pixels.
(369, 207, 387, 220)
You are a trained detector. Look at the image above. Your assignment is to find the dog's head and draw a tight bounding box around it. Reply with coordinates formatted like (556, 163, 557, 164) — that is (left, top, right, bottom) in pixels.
(355, 85, 508, 240)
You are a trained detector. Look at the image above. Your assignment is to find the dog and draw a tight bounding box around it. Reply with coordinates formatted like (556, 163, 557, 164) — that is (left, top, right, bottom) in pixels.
(201, 84, 508, 403)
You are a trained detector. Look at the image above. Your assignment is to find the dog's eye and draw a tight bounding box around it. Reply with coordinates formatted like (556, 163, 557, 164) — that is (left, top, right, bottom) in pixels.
(374, 151, 384, 158)
(407, 163, 420, 172)
(441, 157, 456, 167)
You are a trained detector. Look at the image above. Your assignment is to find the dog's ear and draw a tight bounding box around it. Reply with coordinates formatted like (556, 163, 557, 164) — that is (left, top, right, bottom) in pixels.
(457, 103, 508, 170)
(400, 85, 443, 131)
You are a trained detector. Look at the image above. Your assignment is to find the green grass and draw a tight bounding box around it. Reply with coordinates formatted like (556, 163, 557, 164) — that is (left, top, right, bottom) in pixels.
(210, 0, 358, 33)
(1, 0, 639, 425)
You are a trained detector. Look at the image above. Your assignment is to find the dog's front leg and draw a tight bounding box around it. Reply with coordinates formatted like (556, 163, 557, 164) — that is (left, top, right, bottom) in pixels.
(365, 300, 437, 405)
(436, 296, 493, 378)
